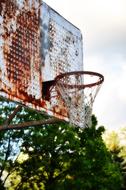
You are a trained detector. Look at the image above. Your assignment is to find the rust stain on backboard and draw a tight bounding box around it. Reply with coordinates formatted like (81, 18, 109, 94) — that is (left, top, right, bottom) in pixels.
(0, 0, 83, 122)
(1, 0, 42, 104)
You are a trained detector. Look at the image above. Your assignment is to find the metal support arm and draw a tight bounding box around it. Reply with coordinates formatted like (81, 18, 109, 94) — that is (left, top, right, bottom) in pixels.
(0, 118, 61, 131)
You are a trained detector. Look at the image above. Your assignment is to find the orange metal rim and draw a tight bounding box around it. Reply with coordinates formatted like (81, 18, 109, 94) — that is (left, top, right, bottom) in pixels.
(55, 71, 104, 88)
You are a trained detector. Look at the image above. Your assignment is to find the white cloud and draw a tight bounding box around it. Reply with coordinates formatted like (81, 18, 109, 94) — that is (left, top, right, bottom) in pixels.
(116, 65, 126, 102)
(86, 53, 126, 129)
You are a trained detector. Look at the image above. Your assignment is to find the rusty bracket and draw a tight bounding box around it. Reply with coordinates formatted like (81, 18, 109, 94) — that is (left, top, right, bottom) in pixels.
(1, 104, 61, 131)
(0, 118, 61, 131)
(3, 105, 22, 127)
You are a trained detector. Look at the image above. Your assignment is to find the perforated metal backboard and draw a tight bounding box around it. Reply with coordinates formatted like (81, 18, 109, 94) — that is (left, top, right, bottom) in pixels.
(0, 0, 83, 121)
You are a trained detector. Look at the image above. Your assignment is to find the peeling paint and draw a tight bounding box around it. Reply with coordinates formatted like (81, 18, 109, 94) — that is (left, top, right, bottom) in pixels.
(0, 1, 83, 122)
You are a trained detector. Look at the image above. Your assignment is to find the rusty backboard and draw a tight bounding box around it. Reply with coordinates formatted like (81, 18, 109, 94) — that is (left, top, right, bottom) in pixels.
(0, 0, 83, 121)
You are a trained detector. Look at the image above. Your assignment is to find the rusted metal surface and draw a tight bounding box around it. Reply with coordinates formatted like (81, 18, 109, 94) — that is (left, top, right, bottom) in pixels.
(0, 118, 61, 131)
(4, 105, 22, 127)
(0, 1, 83, 123)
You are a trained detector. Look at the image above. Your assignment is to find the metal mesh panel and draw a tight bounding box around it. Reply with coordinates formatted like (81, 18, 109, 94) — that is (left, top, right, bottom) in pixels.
(49, 19, 81, 76)
(41, 3, 83, 81)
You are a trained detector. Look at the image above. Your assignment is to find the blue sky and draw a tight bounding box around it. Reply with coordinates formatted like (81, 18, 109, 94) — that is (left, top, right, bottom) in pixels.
(44, 0, 126, 129)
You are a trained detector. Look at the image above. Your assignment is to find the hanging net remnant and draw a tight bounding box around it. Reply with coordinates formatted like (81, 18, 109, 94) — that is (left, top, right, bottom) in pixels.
(55, 71, 104, 128)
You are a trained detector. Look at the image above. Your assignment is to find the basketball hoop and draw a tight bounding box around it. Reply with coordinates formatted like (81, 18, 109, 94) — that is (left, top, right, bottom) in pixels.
(54, 71, 104, 128)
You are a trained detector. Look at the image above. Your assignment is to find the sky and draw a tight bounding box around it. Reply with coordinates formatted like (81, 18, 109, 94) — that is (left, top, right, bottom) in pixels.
(44, 0, 126, 130)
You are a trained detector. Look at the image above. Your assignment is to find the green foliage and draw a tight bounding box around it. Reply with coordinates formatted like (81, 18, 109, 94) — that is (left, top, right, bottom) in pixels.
(0, 101, 123, 189)
(103, 128, 126, 190)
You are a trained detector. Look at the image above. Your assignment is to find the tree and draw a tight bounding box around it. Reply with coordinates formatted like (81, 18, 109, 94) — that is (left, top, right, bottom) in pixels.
(0, 101, 23, 189)
(0, 101, 123, 189)
(103, 128, 126, 190)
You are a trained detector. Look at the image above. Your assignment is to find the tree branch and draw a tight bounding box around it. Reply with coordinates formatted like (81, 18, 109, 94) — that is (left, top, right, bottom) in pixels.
(3, 152, 21, 186)
(0, 133, 11, 179)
